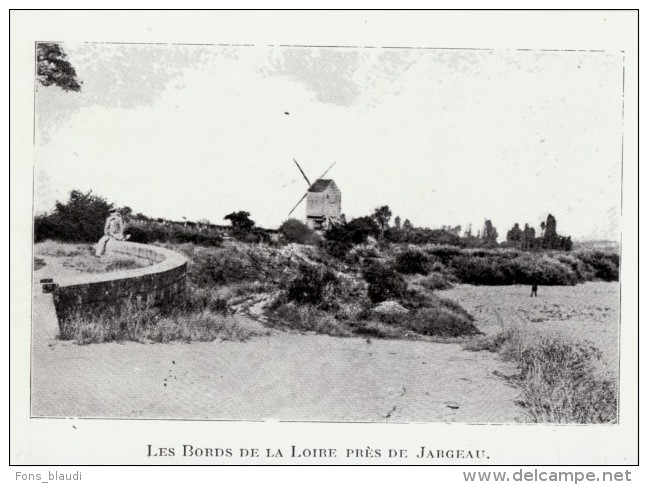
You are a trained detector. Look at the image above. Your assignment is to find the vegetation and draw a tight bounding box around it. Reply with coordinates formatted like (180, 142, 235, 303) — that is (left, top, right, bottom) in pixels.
(362, 262, 408, 303)
(127, 219, 223, 247)
(37, 43, 82, 92)
(279, 218, 320, 245)
(466, 323, 617, 424)
(41, 190, 618, 350)
(34, 190, 113, 243)
(59, 297, 266, 345)
(394, 248, 431, 275)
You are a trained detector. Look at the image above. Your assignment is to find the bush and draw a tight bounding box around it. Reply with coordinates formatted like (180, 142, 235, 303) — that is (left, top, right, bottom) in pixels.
(34, 190, 113, 243)
(362, 262, 407, 303)
(386, 228, 464, 246)
(279, 219, 320, 245)
(471, 324, 618, 423)
(368, 291, 478, 337)
(321, 239, 353, 259)
(286, 264, 339, 307)
(394, 249, 430, 275)
(574, 250, 619, 282)
(266, 302, 352, 337)
(402, 307, 480, 337)
(508, 336, 617, 423)
(187, 248, 257, 287)
(418, 272, 453, 291)
(57, 295, 263, 345)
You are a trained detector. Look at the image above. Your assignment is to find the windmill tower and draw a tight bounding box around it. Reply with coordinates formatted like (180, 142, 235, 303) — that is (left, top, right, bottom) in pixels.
(288, 159, 342, 230)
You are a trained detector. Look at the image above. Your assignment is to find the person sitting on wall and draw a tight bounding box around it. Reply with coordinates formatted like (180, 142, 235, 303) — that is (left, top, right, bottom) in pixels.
(95, 208, 130, 256)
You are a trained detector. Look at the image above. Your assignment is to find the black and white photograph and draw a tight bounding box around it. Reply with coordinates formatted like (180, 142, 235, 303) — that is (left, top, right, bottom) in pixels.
(10, 9, 639, 467)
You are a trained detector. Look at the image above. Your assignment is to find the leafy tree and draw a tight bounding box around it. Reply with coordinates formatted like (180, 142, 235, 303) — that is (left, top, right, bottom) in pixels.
(34, 189, 113, 242)
(441, 225, 462, 236)
(279, 218, 319, 245)
(36, 43, 82, 92)
(286, 264, 339, 306)
(224, 211, 255, 232)
(395, 249, 430, 275)
(346, 216, 380, 244)
(394, 216, 401, 230)
(403, 219, 413, 230)
(362, 262, 407, 303)
(372, 205, 392, 235)
(522, 223, 536, 249)
(506, 223, 523, 246)
(482, 219, 498, 247)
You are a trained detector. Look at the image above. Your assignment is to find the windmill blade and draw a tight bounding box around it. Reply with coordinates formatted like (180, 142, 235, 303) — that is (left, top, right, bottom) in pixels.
(315, 161, 336, 180)
(292, 158, 312, 186)
(288, 192, 308, 217)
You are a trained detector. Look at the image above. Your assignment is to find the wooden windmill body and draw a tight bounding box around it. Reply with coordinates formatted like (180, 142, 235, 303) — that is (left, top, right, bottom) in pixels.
(288, 159, 342, 230)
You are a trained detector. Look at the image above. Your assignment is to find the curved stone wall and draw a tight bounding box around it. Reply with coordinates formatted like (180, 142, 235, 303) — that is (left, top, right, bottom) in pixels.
(48, 241, 188, 321)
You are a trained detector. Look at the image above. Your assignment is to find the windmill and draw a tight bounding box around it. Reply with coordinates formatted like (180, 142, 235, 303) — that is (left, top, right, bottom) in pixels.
(288, 159, 342, 230)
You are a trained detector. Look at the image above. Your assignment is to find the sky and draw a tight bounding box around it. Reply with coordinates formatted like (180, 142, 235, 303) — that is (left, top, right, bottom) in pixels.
(34, 43, 624, 241)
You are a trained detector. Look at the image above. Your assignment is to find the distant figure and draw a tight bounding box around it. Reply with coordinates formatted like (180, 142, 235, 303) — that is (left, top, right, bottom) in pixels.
(95, 208, 128, 256)
(530, 282, 538, 297)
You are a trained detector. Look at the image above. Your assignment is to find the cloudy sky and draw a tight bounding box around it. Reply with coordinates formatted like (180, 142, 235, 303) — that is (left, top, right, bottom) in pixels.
(34, 42, 624, 240)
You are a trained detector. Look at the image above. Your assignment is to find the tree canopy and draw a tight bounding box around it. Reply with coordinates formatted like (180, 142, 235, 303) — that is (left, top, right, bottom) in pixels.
(36, 43, 82, 92)
(224, 211, 255, 232)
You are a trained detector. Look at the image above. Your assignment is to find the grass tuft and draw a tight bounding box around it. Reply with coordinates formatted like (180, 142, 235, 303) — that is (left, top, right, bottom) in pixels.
(465, 323, 617, 423)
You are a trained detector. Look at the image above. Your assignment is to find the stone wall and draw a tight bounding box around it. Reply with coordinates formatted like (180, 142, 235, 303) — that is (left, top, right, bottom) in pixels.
(47, 241, 188, 321)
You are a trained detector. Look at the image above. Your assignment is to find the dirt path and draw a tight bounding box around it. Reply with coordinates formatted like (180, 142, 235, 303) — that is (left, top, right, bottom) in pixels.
(31, 322, 526, 423)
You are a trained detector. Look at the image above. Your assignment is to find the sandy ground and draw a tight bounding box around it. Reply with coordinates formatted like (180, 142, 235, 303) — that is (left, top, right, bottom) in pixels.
(31, 327, 524, 422)
(31, 281, 619, 423)
(440, 282, 620, 373)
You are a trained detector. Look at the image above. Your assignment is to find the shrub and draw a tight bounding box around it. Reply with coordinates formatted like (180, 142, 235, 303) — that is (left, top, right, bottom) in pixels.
(279, 219, 320, 245)
(321, 239, 353, 259)
(362, 262, 407, 303)
(57, 296, 264, 345)
(126, 224, 168, 244)
(286, 264, 339, 307)
(418, 272, 453, 291)
(187, 248, 256, 287)
(266, 302, 352, 336)
(574, 250, 619, 282)
(473, 324, 618, 423)
(345, 216, 381, 244)
(403, 306, 480, 337)
(423, 244, 462, 263)
(394, 249, 430, 275)
(509, 338, 617, 423)
(34, 190, 113, 243)
(368, 291, 478, 338)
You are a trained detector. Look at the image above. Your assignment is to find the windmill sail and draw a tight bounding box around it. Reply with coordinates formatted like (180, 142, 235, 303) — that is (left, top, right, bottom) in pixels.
(314, 161, 336, 181)
(287, 192, 308, 217)
(292, 158, 312, 186)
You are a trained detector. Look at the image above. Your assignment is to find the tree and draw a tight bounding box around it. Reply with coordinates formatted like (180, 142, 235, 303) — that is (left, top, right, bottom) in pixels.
(506, 223, 523, 246)
(224, 211, 255, 232)
(325, 216, 379, 246)
(394, 216, 402, 230)
(522, 223, 536, 249)
(403, 219, 413, 230)
(34, 189, 114, 242)
(36, 43, 82, 92)
(482, 219, 498, 246)
(279, 218, 319, 245)
(372, 205, 392, 235)
(346, 216, 381, 244)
